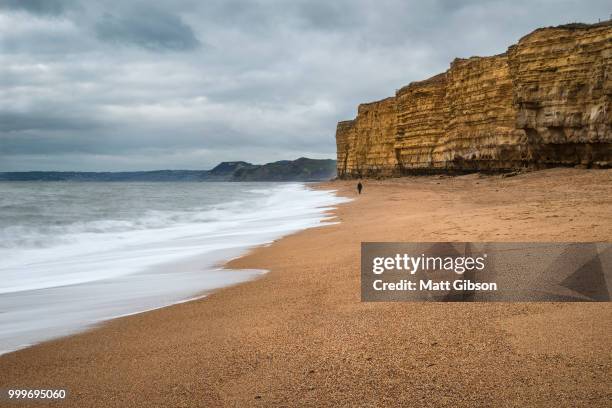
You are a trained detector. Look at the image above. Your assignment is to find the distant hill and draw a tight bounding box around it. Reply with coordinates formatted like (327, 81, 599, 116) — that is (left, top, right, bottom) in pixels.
(207, 161, 257, 180)
(0, 158, 337, 182)
(232, 158, 337, 181)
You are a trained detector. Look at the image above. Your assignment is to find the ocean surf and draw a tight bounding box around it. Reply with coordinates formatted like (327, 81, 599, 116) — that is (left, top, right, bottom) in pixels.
(0, 182, 348, 354)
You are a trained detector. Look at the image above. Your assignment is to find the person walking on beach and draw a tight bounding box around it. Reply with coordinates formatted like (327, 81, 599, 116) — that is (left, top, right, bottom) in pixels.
(357, 181, 363, 195)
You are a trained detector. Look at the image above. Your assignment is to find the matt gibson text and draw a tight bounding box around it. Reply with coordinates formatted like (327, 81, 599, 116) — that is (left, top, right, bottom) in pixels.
(372, 279, 498, 291)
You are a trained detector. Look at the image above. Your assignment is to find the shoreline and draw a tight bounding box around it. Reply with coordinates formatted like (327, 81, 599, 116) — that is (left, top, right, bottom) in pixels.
(1, 168, 611, 407)
(0, 182, 344, 356)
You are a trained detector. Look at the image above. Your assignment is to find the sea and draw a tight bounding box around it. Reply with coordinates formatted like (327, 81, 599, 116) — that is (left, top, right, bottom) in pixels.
(0, 182, 347, 354)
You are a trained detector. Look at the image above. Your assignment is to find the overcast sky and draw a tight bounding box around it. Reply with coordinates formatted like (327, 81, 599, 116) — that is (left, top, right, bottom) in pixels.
(0, 0, 609, 171)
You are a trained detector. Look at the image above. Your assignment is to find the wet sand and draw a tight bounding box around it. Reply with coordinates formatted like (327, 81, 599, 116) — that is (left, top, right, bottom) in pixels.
(1, 168, 611, 407)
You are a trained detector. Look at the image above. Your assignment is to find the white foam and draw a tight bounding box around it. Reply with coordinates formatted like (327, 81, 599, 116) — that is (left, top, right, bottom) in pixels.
(0, 183, 349, 354)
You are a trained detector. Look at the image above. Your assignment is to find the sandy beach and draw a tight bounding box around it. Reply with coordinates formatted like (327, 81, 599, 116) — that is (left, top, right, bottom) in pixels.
(1, 168, 611, 407)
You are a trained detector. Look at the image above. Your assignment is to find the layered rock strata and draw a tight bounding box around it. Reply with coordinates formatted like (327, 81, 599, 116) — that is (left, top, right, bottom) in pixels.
(336, 97, 398, 177)
(395, 73, 447, 170)
(336, 21, 611, 177)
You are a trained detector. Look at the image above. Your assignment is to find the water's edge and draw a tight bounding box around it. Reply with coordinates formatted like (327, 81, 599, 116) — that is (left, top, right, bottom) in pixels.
(0, 184, 349, 355)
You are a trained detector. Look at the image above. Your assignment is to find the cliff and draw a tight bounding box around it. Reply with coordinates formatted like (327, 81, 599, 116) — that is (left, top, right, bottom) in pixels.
(336, 21, 611, 177)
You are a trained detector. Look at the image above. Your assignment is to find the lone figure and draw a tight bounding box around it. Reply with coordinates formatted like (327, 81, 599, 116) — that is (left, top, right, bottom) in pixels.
(357, 181, 363, 195)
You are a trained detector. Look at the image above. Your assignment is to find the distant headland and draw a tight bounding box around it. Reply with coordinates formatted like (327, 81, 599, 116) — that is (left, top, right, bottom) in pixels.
(0, 157, 336, 182)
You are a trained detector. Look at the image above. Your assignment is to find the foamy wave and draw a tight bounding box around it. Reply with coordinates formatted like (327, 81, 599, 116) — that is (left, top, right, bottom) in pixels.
(0, 182, 349, 354)
(0, 183, 348, 294)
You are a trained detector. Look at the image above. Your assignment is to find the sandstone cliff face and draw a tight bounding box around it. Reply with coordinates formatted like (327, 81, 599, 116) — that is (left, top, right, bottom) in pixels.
(440, 54, 528, 170)
(335, 120, 356, 178)
(395, 73, 447, 170)
(508, 23, 611, 166)
(336, 21, 611, 177)
(336, 97, 397, 177)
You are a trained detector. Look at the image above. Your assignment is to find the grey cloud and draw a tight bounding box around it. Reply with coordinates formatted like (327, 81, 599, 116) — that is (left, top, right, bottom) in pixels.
(95, 8, 201, 51)
(295, 2, 358, 30)
(0, 29, 93, 55)
(0, 0, 70, 16)
(0, 133, 100, 155)
(0, 112, 100, 133)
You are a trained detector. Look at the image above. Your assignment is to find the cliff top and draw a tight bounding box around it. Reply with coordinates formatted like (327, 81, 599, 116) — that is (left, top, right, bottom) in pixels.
(357, 96, 396, 109)
(397, 72, 447, 94)
(516, 19, 612, 43)
(450, 52, 508, 65)
(337, 119, 356, 127)
(549, 19, 612, 30)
